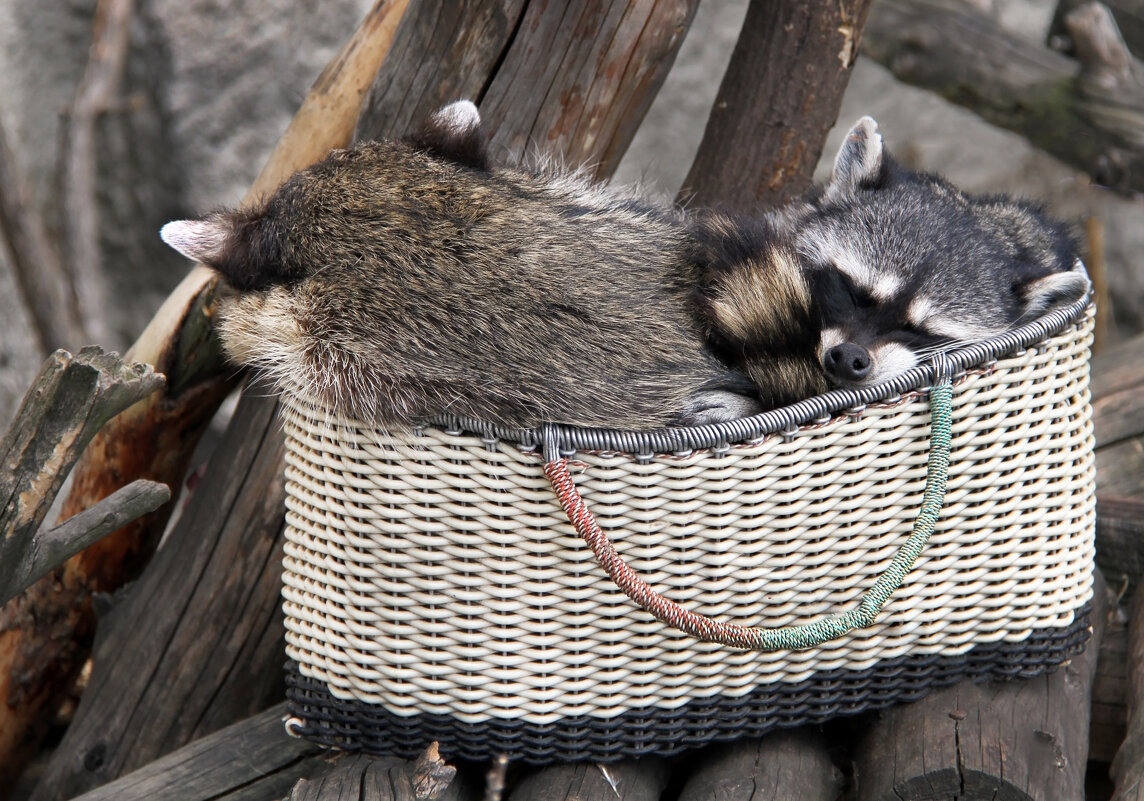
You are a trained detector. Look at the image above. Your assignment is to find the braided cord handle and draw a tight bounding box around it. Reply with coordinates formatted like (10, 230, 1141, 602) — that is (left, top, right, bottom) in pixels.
(543, 380, 954, 651)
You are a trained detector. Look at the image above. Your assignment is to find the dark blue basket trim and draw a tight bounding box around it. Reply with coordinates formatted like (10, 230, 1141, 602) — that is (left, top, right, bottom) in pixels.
(284, 606, 1091, 764)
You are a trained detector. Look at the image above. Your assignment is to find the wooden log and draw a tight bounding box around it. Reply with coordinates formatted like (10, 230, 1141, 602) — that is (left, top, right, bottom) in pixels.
(1090, 330, 1144, 497)
(1095, 497, 1144, 596)
(28, 383, 289, 801)
(0, 0, 409, 785)
(1111, 577, 1144, 799)
(861, 0, 1144, 196)
(286, 746, 466, 801)
(3, 479, 171, 606)
(851, 573, 1109, 801)
(675, 729, 843, 801)
(680, 0, 874, 210)
(357, 0, 700, 182)
(63, 703, 326, 801)
(508, 759, 668, 801)
(1050, 0, 1144, 59)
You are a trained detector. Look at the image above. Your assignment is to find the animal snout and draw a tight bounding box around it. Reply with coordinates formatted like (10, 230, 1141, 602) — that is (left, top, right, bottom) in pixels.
(824, 343, 872, 382)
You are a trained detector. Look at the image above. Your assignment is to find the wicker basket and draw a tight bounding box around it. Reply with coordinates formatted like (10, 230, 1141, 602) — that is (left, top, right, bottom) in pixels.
(280, 298, 1095, 764)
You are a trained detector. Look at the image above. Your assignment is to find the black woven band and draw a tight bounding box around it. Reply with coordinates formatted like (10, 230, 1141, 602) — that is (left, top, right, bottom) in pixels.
(284, 606, 1091, 764)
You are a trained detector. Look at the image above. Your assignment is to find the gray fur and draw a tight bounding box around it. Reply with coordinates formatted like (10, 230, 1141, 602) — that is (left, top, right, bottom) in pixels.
(703, 117, 1091, 392)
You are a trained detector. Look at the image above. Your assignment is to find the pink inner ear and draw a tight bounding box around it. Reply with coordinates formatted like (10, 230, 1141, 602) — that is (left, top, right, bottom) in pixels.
(160, 219, 229, 264)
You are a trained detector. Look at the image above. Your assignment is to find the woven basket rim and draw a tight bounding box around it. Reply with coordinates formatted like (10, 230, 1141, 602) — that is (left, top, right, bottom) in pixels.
(285, 287, 1092, 459)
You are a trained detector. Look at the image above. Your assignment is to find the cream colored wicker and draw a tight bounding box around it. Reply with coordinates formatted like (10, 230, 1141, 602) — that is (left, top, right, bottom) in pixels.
(280, 300, 1095, 760)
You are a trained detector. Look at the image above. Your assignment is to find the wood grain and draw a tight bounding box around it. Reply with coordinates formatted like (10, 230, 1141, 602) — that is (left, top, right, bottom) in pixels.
(681, 0, 874, 210)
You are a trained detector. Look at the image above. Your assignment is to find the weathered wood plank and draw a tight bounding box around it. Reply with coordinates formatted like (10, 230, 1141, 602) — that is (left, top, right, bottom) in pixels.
(63, 703, 323, 801)
(1096, 497, 1144, 595)
(852, 573, 1108, 801)
(863, 0, 1144, 195)
(29, 383, 288, 801)
(353, 0, 528, 144)
(681, 0, 874, 210)
(1092, 587, 1129, 764)
(1112, 575, 1144, 799)
(480, 0, 699, 180)
(676, 729, 843, 801)
(508, 759, 668, 801)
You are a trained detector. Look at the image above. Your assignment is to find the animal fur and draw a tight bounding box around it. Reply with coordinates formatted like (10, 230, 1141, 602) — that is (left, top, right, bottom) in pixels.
(695, 117, 1091, 393)
(160, 101, 764, 430)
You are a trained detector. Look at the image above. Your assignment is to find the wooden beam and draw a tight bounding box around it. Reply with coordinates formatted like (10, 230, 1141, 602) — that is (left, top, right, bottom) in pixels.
(851, 574, 1109, 801)
(357, 0, 700, 183)
(508, 759, 669, 801)
(681, 0, 874, 210)
(1111, 576, 1144, 799)
(63, 703, 324, 801)
(676, 729, 843, 801)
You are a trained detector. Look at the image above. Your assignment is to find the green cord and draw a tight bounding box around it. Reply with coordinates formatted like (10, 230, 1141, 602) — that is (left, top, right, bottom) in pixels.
(746, 379, 954, 651)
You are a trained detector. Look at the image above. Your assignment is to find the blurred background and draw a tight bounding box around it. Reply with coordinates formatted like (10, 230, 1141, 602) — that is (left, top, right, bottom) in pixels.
(0, 0, 1139, 425)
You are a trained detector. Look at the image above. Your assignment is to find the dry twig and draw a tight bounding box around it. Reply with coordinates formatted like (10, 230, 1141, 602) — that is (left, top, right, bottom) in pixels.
(62, 0, 136, 348)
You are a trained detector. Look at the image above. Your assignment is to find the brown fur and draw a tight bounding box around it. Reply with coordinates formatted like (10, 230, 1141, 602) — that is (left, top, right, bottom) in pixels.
(162, 105, 771, 430)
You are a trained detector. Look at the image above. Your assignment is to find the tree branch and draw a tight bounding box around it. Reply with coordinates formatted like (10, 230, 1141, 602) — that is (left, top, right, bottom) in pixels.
(0, 114, 85, 354)
(0, 479, 170, 606)
(0, 346, 165, 559)
(862, 0, 1144, 194)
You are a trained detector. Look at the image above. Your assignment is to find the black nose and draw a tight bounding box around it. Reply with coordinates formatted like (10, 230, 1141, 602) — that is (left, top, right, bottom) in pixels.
(824, 343, 872, 382)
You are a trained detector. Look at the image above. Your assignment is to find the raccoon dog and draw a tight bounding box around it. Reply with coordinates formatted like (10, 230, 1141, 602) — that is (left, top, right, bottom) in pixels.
(160, 101, 779, 430)
(695, 117, 1091, 395)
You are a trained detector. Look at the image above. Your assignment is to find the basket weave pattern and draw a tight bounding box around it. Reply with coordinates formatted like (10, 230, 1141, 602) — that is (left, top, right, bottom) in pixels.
(281, 312, 1094, 729)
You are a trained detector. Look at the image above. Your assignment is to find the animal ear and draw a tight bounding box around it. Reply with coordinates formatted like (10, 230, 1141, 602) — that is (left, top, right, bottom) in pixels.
(161, 218, 230, 264)
(411, 99, 488, 170)
(825, 116, 887, 201)
(1020, 266, 1091, 317)
(161, 211, 285, 291)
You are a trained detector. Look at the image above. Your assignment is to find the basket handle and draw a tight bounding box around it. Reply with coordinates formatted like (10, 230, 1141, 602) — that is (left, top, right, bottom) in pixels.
(542, 375, 954, 651)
